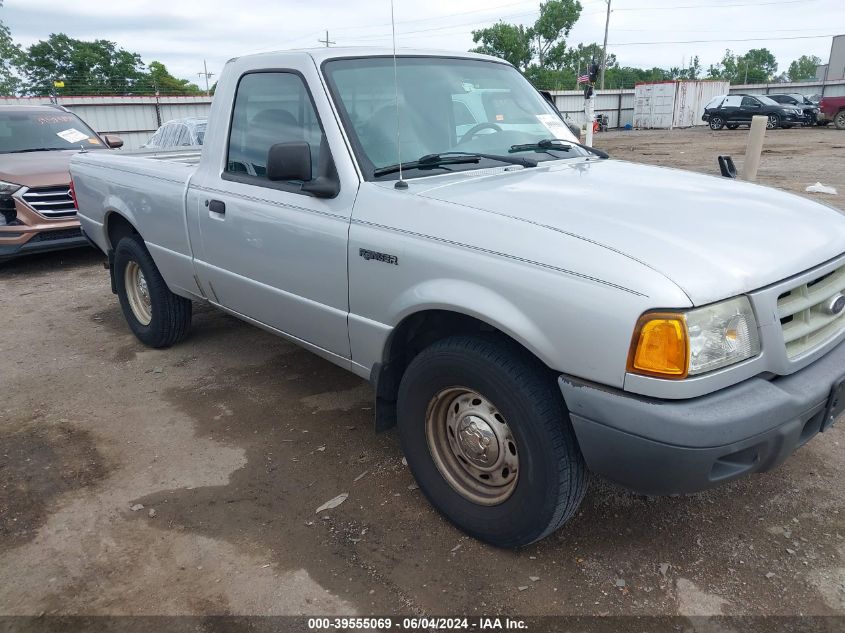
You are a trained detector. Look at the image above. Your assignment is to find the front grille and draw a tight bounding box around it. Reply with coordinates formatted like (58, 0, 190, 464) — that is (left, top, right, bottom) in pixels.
(21, 186, 76, 218)
(777, 264, 845, 359)
(31, 228, 82, 242)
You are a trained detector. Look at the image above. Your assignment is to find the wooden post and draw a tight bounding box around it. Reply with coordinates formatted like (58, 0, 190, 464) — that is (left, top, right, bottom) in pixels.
(742, 115, 767, 182)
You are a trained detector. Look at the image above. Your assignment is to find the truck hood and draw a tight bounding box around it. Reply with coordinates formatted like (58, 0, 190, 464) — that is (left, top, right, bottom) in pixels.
(415, 159, 845, 306)
(0, 150, 77, 188)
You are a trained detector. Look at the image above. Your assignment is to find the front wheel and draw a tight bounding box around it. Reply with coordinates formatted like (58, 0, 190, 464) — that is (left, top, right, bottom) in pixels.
(709, 116, 725, 130)
(114, 235, 192, 348)
(835, 110, 845, 130)
(397, 335, 588, 548)
(767, 114, 781, 129)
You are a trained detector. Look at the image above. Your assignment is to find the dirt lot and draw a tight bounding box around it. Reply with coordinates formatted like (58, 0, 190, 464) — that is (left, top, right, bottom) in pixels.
(1, 127, 845, 624)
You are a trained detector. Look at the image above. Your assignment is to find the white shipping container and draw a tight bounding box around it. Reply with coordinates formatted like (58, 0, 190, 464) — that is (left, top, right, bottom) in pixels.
(633, 82, 676, 129)
(634, 80, 730, 129)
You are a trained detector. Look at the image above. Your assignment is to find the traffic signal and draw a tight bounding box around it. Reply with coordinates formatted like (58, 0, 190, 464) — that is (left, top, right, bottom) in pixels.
(588, 61, 599, 84)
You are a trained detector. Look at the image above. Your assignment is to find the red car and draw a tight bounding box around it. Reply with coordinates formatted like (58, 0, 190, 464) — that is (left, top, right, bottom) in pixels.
(819, 96, 845, 129)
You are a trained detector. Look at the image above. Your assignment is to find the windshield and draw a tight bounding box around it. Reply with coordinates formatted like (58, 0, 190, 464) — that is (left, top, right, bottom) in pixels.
(757, 96, 779, 106)
(323, 56, 585, 181)
(0, 110, 105, 153)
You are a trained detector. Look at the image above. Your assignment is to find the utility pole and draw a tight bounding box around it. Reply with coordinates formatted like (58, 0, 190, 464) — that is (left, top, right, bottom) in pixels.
(318, 30, 336, 47)
(197, 60, 214, 96)
(599, 0, 612, 90)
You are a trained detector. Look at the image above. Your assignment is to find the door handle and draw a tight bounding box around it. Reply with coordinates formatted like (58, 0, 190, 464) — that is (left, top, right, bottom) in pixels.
(207, 199, 226, 215)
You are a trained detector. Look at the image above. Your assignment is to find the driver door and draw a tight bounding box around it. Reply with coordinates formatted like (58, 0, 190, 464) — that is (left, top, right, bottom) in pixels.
(739, 96, 763, 122)
(188, 69, 356, 358)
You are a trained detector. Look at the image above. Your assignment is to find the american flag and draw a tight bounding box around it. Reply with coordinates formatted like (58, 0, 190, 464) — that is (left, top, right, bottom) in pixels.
(577, 74, 590, 84)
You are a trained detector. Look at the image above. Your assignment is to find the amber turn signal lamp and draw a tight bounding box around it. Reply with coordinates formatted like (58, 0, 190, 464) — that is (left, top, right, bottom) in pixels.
(627, 313, 689, 379)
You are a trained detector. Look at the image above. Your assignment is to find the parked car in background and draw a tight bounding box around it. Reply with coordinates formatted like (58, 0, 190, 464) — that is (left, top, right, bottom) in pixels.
(72, 48, 845, 548)
(768, 93, 821, 125)
(0, 104, 122, 264)
(142, 117, 207, 149)
(702, 94, 804, 130)
(819, 96, 845, 130)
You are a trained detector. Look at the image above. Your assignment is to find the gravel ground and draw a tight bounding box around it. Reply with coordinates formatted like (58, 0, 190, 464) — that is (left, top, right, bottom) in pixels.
(1, 127, 844, 625)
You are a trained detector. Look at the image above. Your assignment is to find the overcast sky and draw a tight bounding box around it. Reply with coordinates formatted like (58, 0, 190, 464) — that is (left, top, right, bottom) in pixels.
(2, 0, 843, 88)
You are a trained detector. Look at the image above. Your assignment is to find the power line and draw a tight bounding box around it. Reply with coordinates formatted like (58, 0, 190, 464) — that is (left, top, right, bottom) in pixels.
(609, 33, 838, 46)
(317, 31, 336, 47)
(196, 60, 214, 96)
(613, 0, 819, 11)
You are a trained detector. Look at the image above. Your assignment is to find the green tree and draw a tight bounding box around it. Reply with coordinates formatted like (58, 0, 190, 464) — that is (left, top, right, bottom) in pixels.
(530, 0, 583, 69)
(0, 0, 22, 95)
(787, 55, 821, 81)
(19, 34, 146, 96)
(563, 43, 616, 76)
(471, 22, 532, 70)
(708, 48, 777, 84)
(138, 61, 203, 95)
(471, 0, 582, 71)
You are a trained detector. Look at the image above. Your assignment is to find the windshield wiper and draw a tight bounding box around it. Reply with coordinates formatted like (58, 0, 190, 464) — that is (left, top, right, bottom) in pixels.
(373, 151, 537, 177)
(7, 147, 67, 154)
(509, 138, 609, 159)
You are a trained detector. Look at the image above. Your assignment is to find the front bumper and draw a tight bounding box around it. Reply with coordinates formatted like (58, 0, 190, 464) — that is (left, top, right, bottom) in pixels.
(0, 227, 88, 262)
(560, 339, 845, 495)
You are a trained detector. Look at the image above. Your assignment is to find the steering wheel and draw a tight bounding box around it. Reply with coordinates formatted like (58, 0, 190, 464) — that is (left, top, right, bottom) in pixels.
(459, 122, 503, 144)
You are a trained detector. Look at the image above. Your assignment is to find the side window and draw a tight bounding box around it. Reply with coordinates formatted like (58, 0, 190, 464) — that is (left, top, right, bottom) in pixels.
(226, 72, 322, 183)
(722, 96, 742, 107)
(741, 97, 758, 107)
(175, 124, 192, 146)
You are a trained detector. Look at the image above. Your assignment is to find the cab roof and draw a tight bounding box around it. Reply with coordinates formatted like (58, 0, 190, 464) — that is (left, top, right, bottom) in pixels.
(230, 47, 507, 67)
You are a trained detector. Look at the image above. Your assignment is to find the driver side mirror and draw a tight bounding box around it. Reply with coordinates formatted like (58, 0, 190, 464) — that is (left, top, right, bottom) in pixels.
(103, 134, 123, 149)
(539, 90, 556, 108)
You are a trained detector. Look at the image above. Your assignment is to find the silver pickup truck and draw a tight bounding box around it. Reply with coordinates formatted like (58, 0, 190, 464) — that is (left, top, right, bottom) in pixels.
(70, 48, 845, 548)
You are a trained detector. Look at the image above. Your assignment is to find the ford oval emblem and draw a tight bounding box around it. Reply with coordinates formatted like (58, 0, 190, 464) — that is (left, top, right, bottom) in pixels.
(828, 294, 845, 316)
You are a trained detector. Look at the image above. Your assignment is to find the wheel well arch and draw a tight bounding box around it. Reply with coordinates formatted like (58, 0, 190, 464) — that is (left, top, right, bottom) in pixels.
(105, 211, 139, 251)
(103, 212, 140, 294)
(371, 309, 554, 432)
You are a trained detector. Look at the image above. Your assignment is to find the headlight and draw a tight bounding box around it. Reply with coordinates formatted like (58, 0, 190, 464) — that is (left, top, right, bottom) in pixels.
(0, 180, 21, 196)
(628, 296, 760, 379)
(0, 180, 21, 225)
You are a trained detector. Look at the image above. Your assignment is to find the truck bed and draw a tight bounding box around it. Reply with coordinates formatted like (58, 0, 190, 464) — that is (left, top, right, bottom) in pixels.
(70, 147, 201, 299)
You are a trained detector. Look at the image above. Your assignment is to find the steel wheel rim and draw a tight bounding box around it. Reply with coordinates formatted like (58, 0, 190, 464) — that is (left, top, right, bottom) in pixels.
(124, 261, 152, 326)
(710, 117, 722, 129)
(836, 112, 845, 127)
(767, 115, 778, 129)
(425, 387, 519, 506)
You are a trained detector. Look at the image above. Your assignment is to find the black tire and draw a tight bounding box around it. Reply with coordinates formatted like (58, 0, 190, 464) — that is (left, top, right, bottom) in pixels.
(397, 335, 587, 548)
(817, 120, 831, 127)
(113, 235, 192, 348)
(709, 116, 724, 130)
(726, 123, 739, 130)
(835, 110, 845, 131)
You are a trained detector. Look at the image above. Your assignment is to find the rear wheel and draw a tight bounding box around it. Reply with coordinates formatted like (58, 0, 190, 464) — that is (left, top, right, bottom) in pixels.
(767, 114, 781, 129)
(726, 123, 739, 130)
(114, 235, 192, 348)
(397, 335, 588, 548)
(835, 110, 845, 130)
(709, 116, 725, 130)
